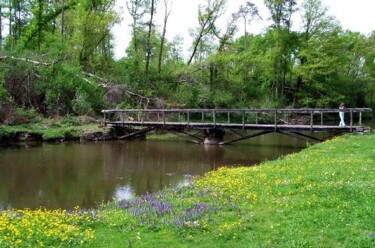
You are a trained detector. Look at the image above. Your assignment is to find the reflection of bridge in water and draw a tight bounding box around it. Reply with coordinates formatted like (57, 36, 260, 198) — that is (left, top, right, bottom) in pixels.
(102, 108, 372, 145)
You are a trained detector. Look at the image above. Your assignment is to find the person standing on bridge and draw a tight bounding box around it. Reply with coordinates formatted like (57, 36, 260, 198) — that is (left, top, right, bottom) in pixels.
(339, 103, 346, 126)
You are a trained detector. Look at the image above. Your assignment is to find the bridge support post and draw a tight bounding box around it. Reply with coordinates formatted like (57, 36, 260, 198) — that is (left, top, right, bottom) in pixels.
(203, 129, 225, 145)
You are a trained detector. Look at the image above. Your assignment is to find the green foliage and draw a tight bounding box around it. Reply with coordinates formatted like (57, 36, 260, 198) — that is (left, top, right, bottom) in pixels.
(72, 91, 95, 116)
(0, 0, 375, 123)
(13, 108, 42, 124)
(172, 83, 208, 108)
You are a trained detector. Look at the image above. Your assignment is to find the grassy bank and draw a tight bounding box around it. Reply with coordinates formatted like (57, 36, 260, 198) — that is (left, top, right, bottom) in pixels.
(0, 116, 110, 142)
(0, 117, 181, 143)
(1, 133, 375, 247)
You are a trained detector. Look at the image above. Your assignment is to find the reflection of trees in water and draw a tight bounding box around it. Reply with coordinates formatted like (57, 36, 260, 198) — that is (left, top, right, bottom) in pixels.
(0, 143, 114, 209)
(104, 140, 219, 197)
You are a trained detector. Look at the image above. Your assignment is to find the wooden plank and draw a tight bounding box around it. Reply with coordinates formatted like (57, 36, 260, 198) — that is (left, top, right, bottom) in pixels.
(106, 121, 365, 133)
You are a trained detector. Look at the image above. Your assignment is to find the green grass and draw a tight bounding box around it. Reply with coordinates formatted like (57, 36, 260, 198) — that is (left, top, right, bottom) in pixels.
(84, 133, 375, 248)
(1, 133, 375, 247)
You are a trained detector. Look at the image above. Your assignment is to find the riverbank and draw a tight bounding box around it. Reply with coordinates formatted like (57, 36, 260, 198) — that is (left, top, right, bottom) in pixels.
(1, 133, 374, 247)
(0, 116, 114, 144)
(0, 116, 183, 145)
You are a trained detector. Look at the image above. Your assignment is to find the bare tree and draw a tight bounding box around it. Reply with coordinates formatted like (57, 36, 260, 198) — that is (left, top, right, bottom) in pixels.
(157, 0, 172, 74)
(187, 0, 226, 65)
(212, 14, 237, 53)
(126, 0, 149, 54)
(145, 0, 157, 75)
(234, 2, 261, 49)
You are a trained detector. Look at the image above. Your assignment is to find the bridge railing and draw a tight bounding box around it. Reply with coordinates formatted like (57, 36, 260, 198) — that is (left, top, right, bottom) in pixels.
(102, 108, 372, 131)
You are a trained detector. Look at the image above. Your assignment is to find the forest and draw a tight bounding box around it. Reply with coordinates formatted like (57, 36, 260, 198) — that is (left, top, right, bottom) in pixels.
(0, 0, 374, 124)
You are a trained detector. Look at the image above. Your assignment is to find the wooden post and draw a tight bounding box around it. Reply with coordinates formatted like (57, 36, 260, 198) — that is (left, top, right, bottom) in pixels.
(227, 112, 230, 123)
(163, 111, 166, 127)
(310, 111, 313, 131)
(320, 112, 323, 126)
(202, 112, 204, 122)
(187, 110, 190, 125)
(359, 112, 362, 126)
(213, 110, 216, 128)
(242, 111, 245, 130)
(350, 109, 353, 132)
(121, 112, 124, 126)
(256, 113, 258, 124)
(274, 110, 277, 130)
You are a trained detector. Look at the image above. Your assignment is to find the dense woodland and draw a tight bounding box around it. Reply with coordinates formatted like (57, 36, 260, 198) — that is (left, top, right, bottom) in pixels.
(0, 0, 374, 124)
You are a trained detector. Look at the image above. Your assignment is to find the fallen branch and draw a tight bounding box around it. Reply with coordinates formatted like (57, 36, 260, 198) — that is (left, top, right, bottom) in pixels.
(81, 71, 160, 108)
(0, 55, 66, 66)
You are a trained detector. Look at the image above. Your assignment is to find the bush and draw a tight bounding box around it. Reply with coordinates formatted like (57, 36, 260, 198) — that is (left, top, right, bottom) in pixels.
(72, 92, 95, 116)
(6, 108, 42, 125)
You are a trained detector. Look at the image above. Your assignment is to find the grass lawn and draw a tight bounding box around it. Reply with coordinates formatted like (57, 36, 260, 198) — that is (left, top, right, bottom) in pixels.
(1, 133, 375, 247)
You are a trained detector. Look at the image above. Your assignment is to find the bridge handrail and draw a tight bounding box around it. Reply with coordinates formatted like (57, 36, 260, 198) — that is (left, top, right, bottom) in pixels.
(102, 108, 372, 114)
(102, 108, 372, 131)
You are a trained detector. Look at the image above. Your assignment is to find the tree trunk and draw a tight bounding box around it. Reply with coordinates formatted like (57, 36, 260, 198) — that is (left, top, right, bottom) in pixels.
(145, 0, 155, 75)
(187, 26, 206, 65)
(17, 1, 21, 41)
(158, 0, 172, 74)
(9, 2, 13, 48)
(61, 0, 65, 39)
(0, 4, 2, 51)
(38, 0, 43, 50)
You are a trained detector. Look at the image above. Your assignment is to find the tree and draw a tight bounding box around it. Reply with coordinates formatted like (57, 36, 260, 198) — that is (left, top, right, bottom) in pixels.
(157, 0, 172, 74)
(187, 0, 226, 65)
(61, 0, 65, 39)
(233, 1, 261, 49)
(293, 0, 345, 107)
(264, 0, 297, 99)
(145, 0, 157, 76)
(363, 32, 375, 109)
(126, 0, 149, 55)
(0, 1, 3, 51)
(65, 0, 117, 70)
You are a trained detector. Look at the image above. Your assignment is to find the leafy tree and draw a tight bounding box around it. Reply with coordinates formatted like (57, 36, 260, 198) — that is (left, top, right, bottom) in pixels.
(264, 0, 297, 99)
(363, 32, 375, 109)
(293, 0, 346, 107)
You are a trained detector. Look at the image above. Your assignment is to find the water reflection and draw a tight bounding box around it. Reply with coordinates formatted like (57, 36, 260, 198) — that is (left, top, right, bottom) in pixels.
(0, 132, 307, 209)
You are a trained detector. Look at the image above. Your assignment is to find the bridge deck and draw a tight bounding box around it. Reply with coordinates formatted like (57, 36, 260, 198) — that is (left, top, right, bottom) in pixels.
(105, 120, 366, 132)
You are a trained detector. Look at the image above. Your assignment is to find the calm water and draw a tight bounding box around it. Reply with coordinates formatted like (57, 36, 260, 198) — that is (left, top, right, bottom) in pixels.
(0, 132, 309, 209)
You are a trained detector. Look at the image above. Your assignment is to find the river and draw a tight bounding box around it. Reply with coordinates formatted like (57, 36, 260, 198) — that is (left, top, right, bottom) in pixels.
(0, 132, 311, 209)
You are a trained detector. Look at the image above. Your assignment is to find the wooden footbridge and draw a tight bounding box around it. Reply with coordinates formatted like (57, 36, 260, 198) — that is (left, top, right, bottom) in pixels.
(102, 108, 372, 145)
